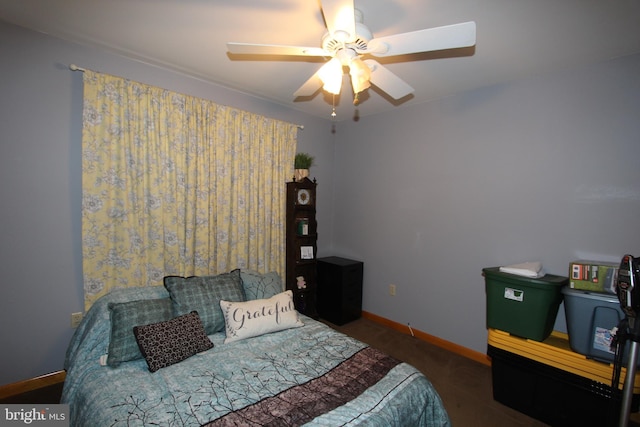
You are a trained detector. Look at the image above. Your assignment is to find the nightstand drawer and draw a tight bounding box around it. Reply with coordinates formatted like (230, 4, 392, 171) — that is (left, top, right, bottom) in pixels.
(342, 265, 362, 284)
(342, 282, 362, 301)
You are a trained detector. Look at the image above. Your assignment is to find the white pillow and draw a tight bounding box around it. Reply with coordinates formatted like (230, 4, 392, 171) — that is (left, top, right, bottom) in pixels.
(220, 290, 304, 343)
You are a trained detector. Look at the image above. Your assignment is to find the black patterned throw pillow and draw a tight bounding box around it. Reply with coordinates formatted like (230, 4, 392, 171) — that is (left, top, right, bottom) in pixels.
(133, 311, 213, 372)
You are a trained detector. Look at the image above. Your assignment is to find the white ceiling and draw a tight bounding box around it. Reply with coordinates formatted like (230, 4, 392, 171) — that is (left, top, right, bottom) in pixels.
(1, 0, 640, 120)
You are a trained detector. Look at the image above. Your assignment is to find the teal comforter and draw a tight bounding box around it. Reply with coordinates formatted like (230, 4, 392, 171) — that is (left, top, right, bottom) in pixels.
(62, 287, 450, 426)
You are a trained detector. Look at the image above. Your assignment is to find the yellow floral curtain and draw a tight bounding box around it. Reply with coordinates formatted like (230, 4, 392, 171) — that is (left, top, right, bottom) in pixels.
(81, 70, 297, 309)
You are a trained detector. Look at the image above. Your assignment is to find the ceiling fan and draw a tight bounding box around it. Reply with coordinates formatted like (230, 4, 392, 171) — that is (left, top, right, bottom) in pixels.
(227, 0, 476, 112)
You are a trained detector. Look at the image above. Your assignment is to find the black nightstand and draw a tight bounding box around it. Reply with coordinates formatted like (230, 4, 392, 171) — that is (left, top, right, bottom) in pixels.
(317, 256, 363, 325)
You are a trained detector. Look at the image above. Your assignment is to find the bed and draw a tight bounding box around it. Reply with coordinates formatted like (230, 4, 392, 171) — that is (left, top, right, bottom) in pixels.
(61, 270, 450, 426)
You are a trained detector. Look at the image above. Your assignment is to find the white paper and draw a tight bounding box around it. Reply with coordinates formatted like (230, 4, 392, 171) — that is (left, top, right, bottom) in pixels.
(499, 261, 545, 278)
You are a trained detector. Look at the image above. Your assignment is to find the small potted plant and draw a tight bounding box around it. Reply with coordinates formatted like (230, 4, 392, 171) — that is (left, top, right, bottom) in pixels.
(294, 152, 314, 181)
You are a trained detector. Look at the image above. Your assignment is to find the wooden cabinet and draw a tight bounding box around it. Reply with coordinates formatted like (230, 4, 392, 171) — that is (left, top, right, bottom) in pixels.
(317, 256, 363, 325)
(285, 177, 318, 318)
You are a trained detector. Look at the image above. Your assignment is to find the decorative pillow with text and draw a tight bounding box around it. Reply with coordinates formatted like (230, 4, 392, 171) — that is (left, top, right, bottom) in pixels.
(220, 290, 303, 343)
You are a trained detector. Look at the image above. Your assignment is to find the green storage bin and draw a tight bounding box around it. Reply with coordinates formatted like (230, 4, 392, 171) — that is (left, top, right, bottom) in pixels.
(483, 267, 568, 341)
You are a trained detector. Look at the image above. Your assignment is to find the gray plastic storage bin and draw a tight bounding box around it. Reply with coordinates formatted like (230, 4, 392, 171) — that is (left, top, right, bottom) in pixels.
(562, 287, 636, 365)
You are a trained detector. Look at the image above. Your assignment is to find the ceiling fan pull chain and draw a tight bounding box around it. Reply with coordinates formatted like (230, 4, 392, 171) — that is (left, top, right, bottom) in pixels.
(331, 94, 337, 117)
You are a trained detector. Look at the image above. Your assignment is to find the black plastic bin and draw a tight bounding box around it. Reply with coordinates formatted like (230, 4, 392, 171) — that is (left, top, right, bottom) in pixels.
(489, 345, 637, 427)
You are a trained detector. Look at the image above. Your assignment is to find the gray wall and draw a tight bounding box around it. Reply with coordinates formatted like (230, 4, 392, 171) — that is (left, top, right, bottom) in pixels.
(2, 17, 640, 385)
(330, 53, 640, 355)
(0, 21, 334, 385)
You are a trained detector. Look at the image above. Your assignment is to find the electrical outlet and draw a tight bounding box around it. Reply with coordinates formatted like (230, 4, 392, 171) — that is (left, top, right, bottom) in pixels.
(71, 312, 83, 328)
(389, 284, 396, 296)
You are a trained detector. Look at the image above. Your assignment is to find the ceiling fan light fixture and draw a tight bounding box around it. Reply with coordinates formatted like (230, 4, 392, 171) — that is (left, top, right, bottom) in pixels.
(227, 2, 477, 108)
(318, 57, 343, 95)
(349, 57, 371, 94)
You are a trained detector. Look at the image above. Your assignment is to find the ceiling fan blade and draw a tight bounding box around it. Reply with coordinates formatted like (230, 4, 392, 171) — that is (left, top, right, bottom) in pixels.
(367, 21, 476, 57)
(320, 0, 356, 42)
(364, 59, 414, 99)
(227, 42, 329, 57)
(293, 67, 325, 97)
